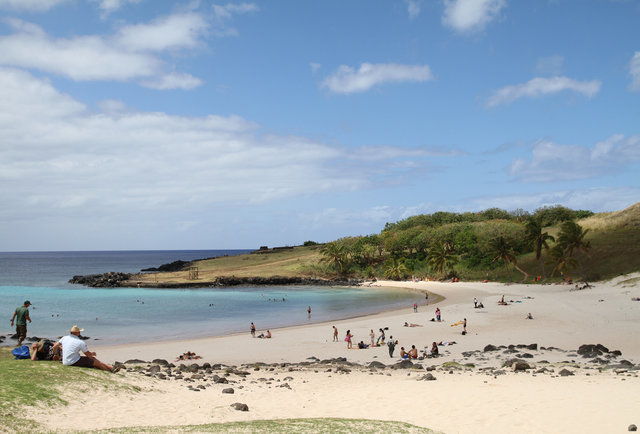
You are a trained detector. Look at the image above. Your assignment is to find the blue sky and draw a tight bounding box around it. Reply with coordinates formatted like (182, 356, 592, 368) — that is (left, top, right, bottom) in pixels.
(0, 0, 638, 251)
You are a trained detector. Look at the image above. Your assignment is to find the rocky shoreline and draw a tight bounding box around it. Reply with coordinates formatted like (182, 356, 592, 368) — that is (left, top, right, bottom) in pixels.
(68, 272, 363, 288)
(113, 342, 638, 413)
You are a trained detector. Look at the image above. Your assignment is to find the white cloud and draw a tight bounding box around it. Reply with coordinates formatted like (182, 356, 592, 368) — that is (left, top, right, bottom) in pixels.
(406, 0, 423, 19)
(0, 68, 441, 222)
(630, 51, 640, 91)
(141, 72, 203, 90)
(0, 15, 206, 87)
(470, 187, 640, 214)
(114, 13, 208, 52)
(442, 0, 506, 33)
(322, 63, 434, 94)
(0, 0, 69, 11)
(90, 0, 142, 16)
(486, 76, 601, 107)
(509, 135, 640, 182)
(535, 55, 564, 76)
(212, 2, 259, 36)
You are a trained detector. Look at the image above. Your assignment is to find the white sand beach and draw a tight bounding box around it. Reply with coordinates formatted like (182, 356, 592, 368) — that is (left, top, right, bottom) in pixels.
(33, 274, 640, 433)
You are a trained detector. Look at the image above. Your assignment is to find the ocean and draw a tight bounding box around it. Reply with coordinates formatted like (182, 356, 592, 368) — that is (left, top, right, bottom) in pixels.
(0, 250, 418, 345)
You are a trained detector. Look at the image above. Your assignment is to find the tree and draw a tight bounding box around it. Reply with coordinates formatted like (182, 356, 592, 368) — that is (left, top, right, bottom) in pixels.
(525, 218, 555, 279)
(384, 258, 409, 280)
(548, 244, 578, 278)
(556, 221, 591, 279)
(427, 241, 457, 278)
(489, 236, 517, 281)
(319, 242, 348, 275)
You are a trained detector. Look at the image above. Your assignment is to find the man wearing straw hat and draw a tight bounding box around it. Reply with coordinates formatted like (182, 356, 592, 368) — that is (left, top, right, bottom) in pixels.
(53, 325, 121, 373)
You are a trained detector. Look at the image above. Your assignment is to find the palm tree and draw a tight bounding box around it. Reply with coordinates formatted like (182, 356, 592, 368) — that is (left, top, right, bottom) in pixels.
(548, 244, 579, 278)
(525, 218, 555, 279)
(384, 258, 409, 280)
(490, 236, 517, 281)
(556, 221, 591, 278)
(427, 241, 457, 278)
(319, 241, 347, 275)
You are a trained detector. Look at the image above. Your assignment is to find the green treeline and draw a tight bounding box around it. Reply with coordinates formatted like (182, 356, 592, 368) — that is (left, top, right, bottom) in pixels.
(316, 205, 594, 282)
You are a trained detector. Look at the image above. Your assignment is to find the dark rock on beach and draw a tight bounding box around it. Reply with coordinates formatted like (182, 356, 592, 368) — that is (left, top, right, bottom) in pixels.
(222, 388, 234, 394)
(231, 403, 249, 411)
(69, 272, 133, 288)
(559, 369, 575, 376)
(577, 344, 610, 358)
(141, 260, 191, 273)
(483, 345, 498, 352)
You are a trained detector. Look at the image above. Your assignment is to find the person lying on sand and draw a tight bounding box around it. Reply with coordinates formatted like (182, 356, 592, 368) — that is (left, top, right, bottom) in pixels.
(257, 330, 272, 338)
(357, 341, 369, 349)
(526, 313, 534, 319)
(403, 322, 422, 327)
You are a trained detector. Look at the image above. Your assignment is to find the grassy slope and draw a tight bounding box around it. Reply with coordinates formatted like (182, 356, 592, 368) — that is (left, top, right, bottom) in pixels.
(487, 202, 640, 282)
(131, 246, 323, 285)
(130, 203, 640, 285)
(0, 348, 136, 432)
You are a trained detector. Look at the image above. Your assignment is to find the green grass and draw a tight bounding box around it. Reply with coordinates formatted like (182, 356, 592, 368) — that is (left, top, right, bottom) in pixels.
(132, 245, 323, 285)
(0, 348, 138, 432)
(90, 418, 440, 433)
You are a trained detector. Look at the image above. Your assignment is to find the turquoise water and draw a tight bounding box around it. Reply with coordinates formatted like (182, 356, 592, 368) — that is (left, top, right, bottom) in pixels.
(0, 251, 418, 345)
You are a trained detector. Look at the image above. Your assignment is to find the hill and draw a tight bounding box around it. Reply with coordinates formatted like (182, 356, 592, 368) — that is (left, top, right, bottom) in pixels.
(120, 202, 640, 286)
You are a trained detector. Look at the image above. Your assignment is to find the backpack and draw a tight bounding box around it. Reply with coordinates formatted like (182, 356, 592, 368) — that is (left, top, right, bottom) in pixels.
(12, 345, 30, 359)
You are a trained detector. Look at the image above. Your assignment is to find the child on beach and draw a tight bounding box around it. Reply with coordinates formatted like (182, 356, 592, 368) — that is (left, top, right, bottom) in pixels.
(333, 326, 339, 342)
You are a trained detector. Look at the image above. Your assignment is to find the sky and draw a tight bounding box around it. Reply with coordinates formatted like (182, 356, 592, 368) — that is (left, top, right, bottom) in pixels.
(0, 0, 639, 251)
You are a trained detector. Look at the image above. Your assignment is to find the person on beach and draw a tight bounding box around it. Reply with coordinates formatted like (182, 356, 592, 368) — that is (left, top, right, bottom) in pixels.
(10, 300, 32, 346)
(376, 328, 386, 345)
(369, 329, 375, 347)
(463, 318, 467, 333)
(413, 303, 418, 313)
(408, 345, 418, 359)
(30, 339, 60, 361)
(474, 298, 478, 308)
(307, 306, 311, 317)
(250, 322, 256, 338)
(526, 313, 534, 319)
(333, 326, 339, 342)
(53, 325, 120, 373)
(387, 337, 397, 358)
(431, 342, 439, 356)
(435, 308, 441, 322)
(345, 330, 353, 349)
(399, 347, 408, 359)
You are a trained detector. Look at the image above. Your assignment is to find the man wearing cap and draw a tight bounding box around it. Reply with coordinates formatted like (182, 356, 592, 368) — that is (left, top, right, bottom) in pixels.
(53, 325, 121, 373)
(10, 300, 32, 346)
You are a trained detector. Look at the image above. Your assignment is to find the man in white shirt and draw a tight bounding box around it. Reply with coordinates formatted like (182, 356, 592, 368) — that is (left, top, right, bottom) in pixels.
(53, 325, 121, 373)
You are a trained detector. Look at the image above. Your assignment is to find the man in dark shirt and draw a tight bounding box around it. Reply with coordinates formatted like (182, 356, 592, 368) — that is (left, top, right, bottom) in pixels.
(10, 300, 31, 346)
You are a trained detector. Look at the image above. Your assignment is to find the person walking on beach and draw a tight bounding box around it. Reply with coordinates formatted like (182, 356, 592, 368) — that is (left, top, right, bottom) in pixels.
(307, 306, 311, 317)
(345, 330, 353, 349)
(10, 300, 31, 346)
(474, 298, 478, 308)
(387, 337, 396, 358)
(413, 303, 418, 313)
(332, 326, 338, 342)
(435, 307, 441, 322)
(369, 329, 375, 347)
(53, 325, 120, 373)
(250, 322, 256, 338)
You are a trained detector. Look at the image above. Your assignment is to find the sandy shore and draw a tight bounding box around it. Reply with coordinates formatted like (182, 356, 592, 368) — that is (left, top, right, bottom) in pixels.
(29, 273, 640, 433)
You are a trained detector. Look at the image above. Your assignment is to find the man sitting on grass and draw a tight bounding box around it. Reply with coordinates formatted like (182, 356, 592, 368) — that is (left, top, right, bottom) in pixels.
(53, 325, 121, 373)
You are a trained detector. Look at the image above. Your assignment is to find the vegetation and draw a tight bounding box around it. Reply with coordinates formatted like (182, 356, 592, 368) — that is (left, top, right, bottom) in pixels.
(125, 202, 638, 285)
(0, 347, 136, 432)
(92, 418, 440, 433)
